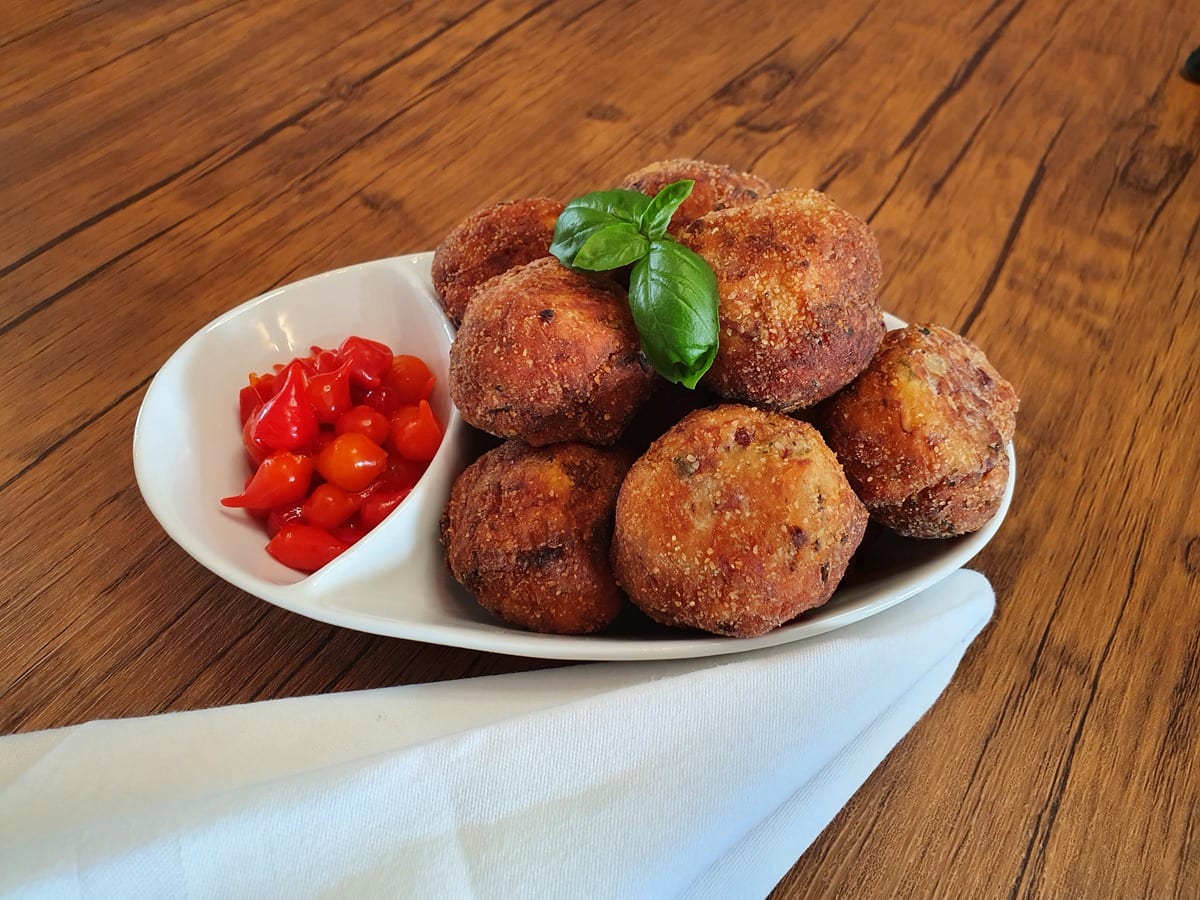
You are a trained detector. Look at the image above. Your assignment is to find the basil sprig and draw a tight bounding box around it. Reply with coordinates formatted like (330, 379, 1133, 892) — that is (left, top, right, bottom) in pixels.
(549, 180, 719, 389)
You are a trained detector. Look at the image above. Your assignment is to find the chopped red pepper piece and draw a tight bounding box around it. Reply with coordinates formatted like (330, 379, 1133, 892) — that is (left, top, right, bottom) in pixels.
(316, 432, 389, 492)
(330, 520, 366, 545)
(354, 383, 402, 417)
(266, 502, 304, 538)
(338, 336, 394, 389)
(301, 483, 361, 530)
(391, 400, 443, 462)
(384, 354, 436, 405)
(335, 405, 391, 445)
(378, 457, 430, 493)
(307, 358, 355, 425)
(247, 361, 320, 451)
(359, 489, 412, 529)
(266, 523, 350, 572)
(220, 451, 314, 510)
(309, 346, 342, 374)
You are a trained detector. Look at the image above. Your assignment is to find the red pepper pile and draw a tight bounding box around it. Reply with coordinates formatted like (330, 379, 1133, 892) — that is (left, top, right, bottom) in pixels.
(222, 336, 443, 573)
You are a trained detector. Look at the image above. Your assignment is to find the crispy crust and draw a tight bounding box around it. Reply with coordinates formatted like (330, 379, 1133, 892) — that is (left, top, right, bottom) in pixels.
(441, 440, 630, 634)
(871, 453, 1010, 539)
(611, 404, 867, 637)
(817, 323, 1018, 538)
(678, 188, 885, 412)
(448, 257, 656, 446)
(431, 197, 564, 325)
(618, 159, 772, 232)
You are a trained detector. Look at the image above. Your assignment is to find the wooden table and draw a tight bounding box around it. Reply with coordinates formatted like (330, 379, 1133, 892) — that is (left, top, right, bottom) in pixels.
(3, 1, 1198, 895)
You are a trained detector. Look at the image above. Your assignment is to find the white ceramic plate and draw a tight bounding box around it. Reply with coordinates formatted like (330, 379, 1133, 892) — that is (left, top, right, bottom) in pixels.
(134, 252, 1014, 661)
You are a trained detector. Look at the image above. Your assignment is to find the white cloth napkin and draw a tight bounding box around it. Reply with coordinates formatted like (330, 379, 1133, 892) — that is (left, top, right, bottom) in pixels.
(0, 569, 993, 899)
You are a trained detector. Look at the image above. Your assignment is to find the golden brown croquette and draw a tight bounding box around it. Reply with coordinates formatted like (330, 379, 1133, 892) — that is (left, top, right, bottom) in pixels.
(448, 257, 656, 446)
(678, 188, 885, 412)
(611, 404, 867, 637)
(442, 440, 630, 634)
(817, 323, 1018, 538)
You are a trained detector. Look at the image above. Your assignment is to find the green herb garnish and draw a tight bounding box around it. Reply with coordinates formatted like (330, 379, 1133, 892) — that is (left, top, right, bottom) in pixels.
(549, 180, 719, 389)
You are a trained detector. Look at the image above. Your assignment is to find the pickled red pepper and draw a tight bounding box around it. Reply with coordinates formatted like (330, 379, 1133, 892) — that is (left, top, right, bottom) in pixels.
(222, 337, 443, 572)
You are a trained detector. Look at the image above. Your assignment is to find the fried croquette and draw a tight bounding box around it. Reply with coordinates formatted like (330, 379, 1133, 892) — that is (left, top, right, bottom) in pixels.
(618, 158, 772, 232)
(677, 188, 885, 412)
(611, 404, 867, 637)
(817, 324, 1018, 538)
(448, 257, 656, 446)
(441, 440, 630, 634)
(431, 196, 564, 325)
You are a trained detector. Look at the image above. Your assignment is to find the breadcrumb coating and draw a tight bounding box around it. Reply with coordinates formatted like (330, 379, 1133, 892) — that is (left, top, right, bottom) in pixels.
(618, 158, 772, 232)
(432, 197, 564, 325)
(449, 257, 656, 446)
(817, 324, 1018, 538)
(612, 404, 867, 637)
(442, 440, 630, 634)
(678, 188, 885, 412)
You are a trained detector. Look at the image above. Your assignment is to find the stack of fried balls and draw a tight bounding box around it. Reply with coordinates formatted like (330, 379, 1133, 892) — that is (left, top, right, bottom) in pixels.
(436, 159, 1018, 638)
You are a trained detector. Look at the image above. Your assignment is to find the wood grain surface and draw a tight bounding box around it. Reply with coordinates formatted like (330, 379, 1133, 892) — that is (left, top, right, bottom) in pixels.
(2, 1, 1198, 895)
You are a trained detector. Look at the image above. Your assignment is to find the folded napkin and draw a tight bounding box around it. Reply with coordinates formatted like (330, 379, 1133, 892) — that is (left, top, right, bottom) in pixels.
(0, 569, 993, 899)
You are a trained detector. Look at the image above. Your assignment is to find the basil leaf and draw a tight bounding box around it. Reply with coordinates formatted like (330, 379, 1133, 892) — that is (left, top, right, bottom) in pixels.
(639, 179, 695, 239)
(550, 183, 721, 390)
(573, 222, 649, 270)
(549, 189, 653, 267)
(628, 238, 719, 388)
